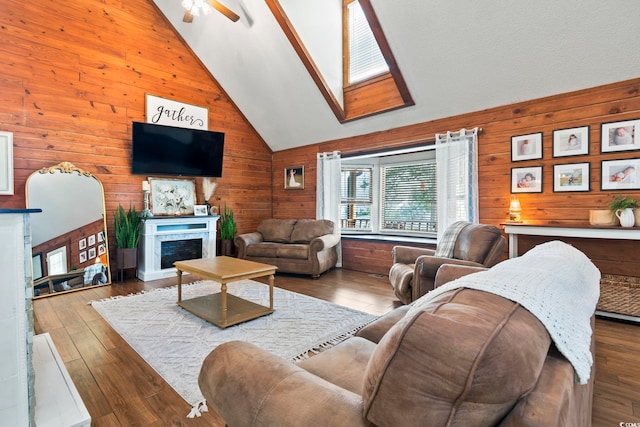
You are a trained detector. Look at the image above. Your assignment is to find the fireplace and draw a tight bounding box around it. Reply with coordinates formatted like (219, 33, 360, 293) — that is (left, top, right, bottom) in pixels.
(160, 239, 203, 269)
(138, 216, 219, 281)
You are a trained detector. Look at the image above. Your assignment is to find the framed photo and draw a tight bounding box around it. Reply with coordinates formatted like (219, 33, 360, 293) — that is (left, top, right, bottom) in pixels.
(285, 166, 304, 189)
(79, 251, 87, 264)
(553, 126, 589, 157)
(0, 131, 13, 195)
(79, 238, 87, 250)
(601, 158, 640, 190)
(601, 119, 640, 153)
(511, 132, 543, 161)
(88, 234, 96, 247)
(98, 244, 106, 256)
(149, 177, 196, 215)
(98, 231, 104, 243)
(511, 166, 543, 193)
(194, 204, 208, 216)
(553, 162, 590, 192)
(88, 247, 96, 260)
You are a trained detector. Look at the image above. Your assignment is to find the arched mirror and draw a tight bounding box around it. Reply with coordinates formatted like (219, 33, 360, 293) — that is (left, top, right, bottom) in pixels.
(26, 161, 111, 298)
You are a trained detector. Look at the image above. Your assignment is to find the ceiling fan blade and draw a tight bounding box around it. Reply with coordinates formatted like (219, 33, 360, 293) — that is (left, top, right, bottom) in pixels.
(210, 0, 240, 22)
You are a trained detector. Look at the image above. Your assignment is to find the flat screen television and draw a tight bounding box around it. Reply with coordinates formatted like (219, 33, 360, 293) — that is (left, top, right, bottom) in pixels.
(131, 121, 225, 177)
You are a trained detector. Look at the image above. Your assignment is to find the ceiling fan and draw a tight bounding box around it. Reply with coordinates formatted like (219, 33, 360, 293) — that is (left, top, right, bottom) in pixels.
(181, 0, 240, 23)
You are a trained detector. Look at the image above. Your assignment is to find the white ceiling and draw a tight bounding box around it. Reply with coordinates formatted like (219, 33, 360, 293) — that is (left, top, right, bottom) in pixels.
(153, 0, 640, 152)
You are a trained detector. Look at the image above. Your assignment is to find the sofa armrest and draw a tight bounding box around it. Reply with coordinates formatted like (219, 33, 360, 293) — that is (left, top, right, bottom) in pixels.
(392, 245, 436, 264)
(434, 264, 488, 288)
(356, 306, 410, 344)
(309, 233, 340, 253)
(198, 341, 369, 427)
(412, 256, 485, 300)
(234, 232, 263, 259)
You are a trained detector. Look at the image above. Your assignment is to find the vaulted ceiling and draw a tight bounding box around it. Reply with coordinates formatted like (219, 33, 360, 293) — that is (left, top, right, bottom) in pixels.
(153, 0, 640, 152)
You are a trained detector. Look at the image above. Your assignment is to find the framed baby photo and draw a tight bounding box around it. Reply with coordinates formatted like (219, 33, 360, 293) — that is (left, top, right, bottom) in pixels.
(600, 118, 640, 153)
(601, 158, 640, 190)
(511, 166, 543, 193)
(284, 166, 304, 189)
(553, 162, 590, 192)
(552, 126, 589, 157)
(511, 132, 543, 162)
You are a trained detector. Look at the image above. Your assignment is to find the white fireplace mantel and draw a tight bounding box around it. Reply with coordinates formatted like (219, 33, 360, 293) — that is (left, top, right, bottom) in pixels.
(138, 216, 219, 281)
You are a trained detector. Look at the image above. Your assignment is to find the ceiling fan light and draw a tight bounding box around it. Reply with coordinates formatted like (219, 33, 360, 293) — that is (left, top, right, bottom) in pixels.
(182, 9, 194, 23)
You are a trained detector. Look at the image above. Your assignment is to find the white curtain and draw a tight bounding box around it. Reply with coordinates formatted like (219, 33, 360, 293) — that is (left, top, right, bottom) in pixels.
(435, 128, 479, 241)
(316, 151, 342, 267)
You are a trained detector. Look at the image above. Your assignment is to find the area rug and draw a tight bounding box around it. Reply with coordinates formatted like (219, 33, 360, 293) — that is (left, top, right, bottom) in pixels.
(90, 280, 377, 413)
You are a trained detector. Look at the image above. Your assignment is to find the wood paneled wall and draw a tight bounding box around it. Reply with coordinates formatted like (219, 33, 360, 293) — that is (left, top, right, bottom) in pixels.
(0, 0, 273, 264)
(273, 79, 640, 276)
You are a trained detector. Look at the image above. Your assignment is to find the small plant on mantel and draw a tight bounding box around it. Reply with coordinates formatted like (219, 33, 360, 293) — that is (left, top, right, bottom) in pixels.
(608, 196, 639, 212)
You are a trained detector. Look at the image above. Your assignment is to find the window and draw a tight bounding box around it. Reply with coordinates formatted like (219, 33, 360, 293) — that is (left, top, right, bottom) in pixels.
(340, 167, 373, 230)
(46, 246, 67, 275)
(341, 149, 437, 237)
(381, 162, 437, 233)
(346, 0, 389, 84)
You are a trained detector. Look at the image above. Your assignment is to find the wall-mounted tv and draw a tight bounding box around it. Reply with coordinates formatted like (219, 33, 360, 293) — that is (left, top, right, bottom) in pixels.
(131, 121, 225, 177)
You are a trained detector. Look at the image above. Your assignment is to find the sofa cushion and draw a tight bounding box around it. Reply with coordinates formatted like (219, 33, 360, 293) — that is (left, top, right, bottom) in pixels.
(258, 219, 297, 243)
(362, 288, 551, 427)
(276, 244, 309, 260)
(454, 222, 502, 263)
(246, 242, 281, 258)
(290, 219, 334, 243)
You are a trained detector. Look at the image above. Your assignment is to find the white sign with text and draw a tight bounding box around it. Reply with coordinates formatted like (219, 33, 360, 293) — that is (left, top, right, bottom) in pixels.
(145, 94, 208, 130)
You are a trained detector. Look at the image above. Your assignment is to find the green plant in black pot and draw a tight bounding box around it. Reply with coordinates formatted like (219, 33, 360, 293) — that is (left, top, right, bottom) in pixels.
(219, 204, 237, 256)
(114, 204, 145, 275)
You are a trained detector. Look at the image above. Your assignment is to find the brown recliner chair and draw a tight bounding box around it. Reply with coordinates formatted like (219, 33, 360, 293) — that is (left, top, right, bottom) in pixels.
(389, 222, 506, 304)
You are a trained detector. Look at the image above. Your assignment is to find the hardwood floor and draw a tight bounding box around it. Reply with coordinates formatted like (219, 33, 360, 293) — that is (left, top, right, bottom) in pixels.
(33, 268, 638, 426)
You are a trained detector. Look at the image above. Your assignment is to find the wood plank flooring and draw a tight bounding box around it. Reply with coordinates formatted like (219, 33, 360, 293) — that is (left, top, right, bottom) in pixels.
(32, 268, 639, 426)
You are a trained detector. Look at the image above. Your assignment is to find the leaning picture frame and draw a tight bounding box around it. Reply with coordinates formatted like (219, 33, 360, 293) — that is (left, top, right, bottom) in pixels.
(600, 118, 640, 153)
(149, 177, 196, 215)
(0, 131, 13, 195)
(193, 204, 208, 216)
(511, 166, 543, 193)
(553, 162, 590, 192)
(284, 166, 304, 189)
(511, 132, 543, 161)
(601, 158, 640, 190)
(552, 126, 590, 157)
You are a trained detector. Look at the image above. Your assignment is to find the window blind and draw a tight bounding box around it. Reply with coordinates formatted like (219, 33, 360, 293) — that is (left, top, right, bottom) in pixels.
(348, 1, 388, 84)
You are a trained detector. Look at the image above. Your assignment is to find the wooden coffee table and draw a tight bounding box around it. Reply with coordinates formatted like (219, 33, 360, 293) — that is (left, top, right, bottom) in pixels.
(174, 256, 277, 328)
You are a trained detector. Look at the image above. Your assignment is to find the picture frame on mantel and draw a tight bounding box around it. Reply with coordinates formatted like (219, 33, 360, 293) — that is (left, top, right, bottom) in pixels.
(149, 177, 196, 216)
(145, 94, 208, 130)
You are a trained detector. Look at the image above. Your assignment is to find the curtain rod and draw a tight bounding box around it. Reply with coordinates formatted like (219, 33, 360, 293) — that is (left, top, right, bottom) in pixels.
(341, 127, 483, 158)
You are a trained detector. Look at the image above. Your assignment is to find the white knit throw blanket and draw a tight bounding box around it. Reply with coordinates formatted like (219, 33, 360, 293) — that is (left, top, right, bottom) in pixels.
(408, 240, 600, 384)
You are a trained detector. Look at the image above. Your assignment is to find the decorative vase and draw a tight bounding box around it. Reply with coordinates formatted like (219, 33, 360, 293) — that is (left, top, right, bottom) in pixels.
(615, 208, 635, 227)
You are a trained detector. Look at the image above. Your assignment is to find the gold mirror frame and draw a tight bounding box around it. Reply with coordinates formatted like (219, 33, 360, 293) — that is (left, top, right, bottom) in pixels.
(26, 161, 111, 298)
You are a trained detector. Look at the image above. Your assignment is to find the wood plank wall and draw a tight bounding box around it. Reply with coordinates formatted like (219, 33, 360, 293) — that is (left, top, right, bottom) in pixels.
(273, 79, 640, 276)
(0, 0, 273, 265)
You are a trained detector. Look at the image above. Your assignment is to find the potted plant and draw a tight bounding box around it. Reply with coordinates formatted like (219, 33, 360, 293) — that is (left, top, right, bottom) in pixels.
(608, 196, 639, 227)
(114, 204, 145, 276)
(219, 203, 237, 256)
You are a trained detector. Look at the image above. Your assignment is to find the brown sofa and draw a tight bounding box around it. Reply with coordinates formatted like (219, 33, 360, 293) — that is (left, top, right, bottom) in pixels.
(234, 219, 339, 278)
(198, 262, 595, 427)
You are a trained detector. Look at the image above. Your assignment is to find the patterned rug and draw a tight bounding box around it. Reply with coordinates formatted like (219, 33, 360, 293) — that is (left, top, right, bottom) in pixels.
(90, 280, 377, 413)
